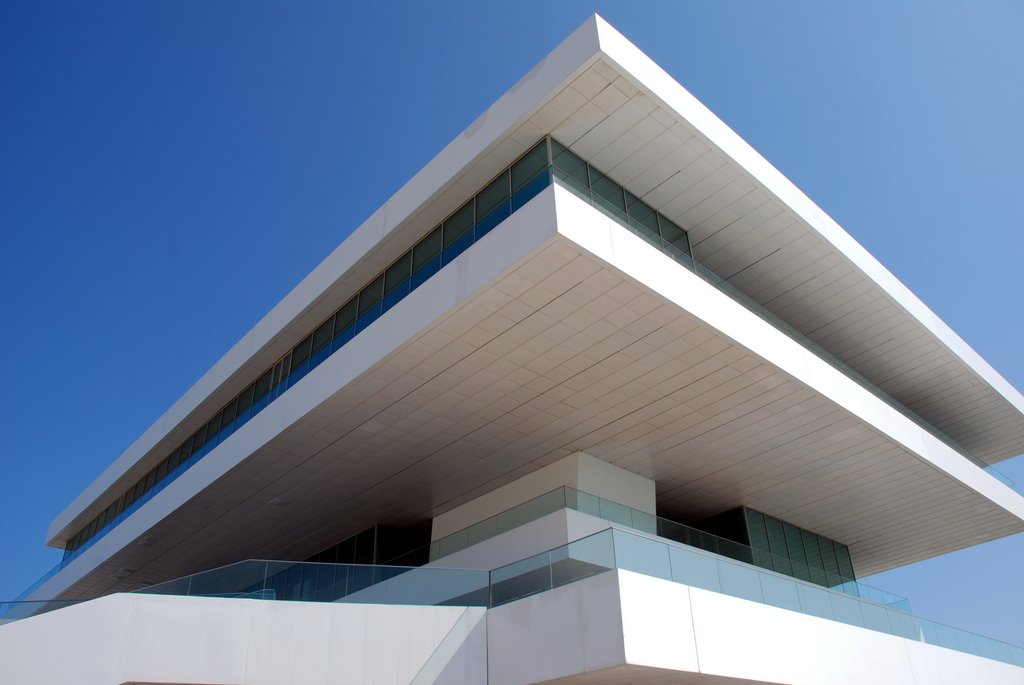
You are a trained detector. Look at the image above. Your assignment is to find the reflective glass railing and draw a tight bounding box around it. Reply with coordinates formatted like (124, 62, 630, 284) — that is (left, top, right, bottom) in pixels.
(550, 165, 1019, 493)
(0, 599, 84, 624)
(490, 528, 1024, 668)
(135, 559, 490, 607)
(6, 531, 1022, 668)
(423, 486, 909, 610)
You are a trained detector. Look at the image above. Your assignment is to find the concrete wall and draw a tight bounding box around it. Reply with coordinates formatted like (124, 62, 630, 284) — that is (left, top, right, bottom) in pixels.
(428, 508, 611, 571)
(0, 593, 486, 685)
(431, 452, 655, 541)
(2, 572, 1021, 685)
(486, 569, 1024, 685)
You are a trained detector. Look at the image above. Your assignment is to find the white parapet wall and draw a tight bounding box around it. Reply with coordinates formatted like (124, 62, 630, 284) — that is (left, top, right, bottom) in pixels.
(0, 593, 487, 685)
(486, 569, 1024, 685)
(431, 452, 656, 542)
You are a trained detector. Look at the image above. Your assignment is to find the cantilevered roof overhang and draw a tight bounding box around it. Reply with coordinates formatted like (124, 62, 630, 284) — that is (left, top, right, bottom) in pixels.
(34, 186, 1024, 601)
(47, 15, 1024, 561)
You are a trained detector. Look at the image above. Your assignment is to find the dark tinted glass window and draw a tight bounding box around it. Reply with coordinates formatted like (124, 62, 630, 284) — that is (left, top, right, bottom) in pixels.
(783, 522, 807, 568)
(254, 369, 273, 399)
(167, 447, 181, 473)
(358, 274, 384, 315)
(206, 410, 223, 438)
(511, 140, 548, 191)
(745, 509, 770, 550)
(590, 169, 625, 212)
(477, 170, 510, 218)
(834, 544, 855, 579)
(764, 516, 789, 559)
(312, 318, 334, 353)
(551, 139, 588, 189)
(290, 335, 313, 370)
(413, 228, 442, 271)
(236, 385, 254, 414)
(625, 190, 658, 235)
(818, 537, 841, 576)
(193, 424, 208, 451)
(384, 252, 412, 295)
(442, 200, 474, 248)
(221, 398, 238, 426)
(335, 298, 357, 332)
(658, 215, 690, 254)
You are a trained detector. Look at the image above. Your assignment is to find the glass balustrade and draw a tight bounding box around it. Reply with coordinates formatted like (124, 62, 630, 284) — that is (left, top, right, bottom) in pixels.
(7, 529, 1019, 669)
(421, 485, 909, 610)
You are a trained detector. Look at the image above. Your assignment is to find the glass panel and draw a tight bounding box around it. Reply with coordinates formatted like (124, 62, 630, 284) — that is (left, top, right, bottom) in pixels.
(668, 545, 720, 592)
(236, 385, 254, 414)
(835, 544, 855, 580)
(465, 517, 498, 547)
(551, 139, 588, 189)
(477, 170, 510, 218)
(797, 583, 834, 619)
(384, 252, 412, 296)
(597, 498, 633, 527)
(763, 516, 790, 576)
(628, 509, 657, 535)
(566, 488, 601, 517)
(658, 215, 690, 255)
(334, 298, 357, 333)
(358, 275, 384, 317)
(311, 318, 334, 354)
(612, 529, 671, 580)
(413, 227, 443, 272)
(759, 572, 801, 612)
(206, 410, 223, 439)
(442, 200, 474, 250)
(490, 551, 553, 606)
(718, 560, 763, 603)
(818, 537, 841, 579)
(830, 592, 865, 627)
(859, 601, 892, 633)
(511, 140, 548, 192)
(221, 398, 238, 427)
(801, 529, 826, 585)
(783, 522, 809, 581)
(192, 424, 207, 452)
(528, 488, 565, 520)
(496, 501, 531, 534)
(253, 369, 273, 400)
(625, 190, 659, 237)
(589, 169, 625, 213)
(886, 609, 920, 640)
(289, 336, 313, 371)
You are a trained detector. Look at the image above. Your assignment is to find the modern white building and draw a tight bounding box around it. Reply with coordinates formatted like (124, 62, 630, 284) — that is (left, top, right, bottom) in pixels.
(2, 14, 1023, 685)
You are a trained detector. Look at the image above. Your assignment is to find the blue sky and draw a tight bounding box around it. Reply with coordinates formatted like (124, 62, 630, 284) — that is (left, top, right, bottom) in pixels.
(2, 0, 1022, 644)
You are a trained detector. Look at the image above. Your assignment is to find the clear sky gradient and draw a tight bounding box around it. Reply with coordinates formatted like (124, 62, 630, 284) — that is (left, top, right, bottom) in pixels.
(2, 1, 1022, 645)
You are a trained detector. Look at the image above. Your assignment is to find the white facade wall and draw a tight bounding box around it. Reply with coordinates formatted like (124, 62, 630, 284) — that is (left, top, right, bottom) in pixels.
(0, 593, 487, 685)
(431, 452, 655, 541)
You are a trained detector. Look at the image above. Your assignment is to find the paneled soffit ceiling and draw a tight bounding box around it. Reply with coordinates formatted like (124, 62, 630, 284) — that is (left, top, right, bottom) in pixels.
(442, 16, 1024, 467)
(54, 226, 1024, 599)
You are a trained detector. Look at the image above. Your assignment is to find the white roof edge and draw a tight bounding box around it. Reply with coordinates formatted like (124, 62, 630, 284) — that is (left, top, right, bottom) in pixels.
(46, 15, 608, 545)
(588, 16, 1024, 430)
